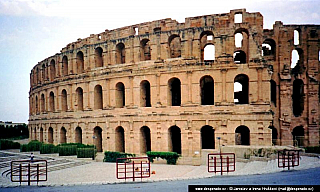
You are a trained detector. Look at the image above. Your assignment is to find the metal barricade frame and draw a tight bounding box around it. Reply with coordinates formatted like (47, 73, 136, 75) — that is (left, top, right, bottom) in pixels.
(11, 160, 47, 185)
(278, 149, 300, 170)
(116, 157, 150, 181)
(208, 153, 235, 175)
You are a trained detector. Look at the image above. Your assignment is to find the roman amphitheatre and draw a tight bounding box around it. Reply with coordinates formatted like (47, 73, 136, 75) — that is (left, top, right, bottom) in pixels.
(28, 9, 320, 164)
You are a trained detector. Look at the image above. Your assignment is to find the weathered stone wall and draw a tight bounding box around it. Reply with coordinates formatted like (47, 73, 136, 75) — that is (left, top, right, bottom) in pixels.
(28, 9, 320, 164)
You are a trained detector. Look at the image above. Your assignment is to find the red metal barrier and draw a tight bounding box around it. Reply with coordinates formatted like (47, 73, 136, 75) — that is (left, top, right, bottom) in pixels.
(11, 160, 47, 186)
(208, 153, 235, 175)
(116, 157, 150, 181)
(278, 149, 300, 170)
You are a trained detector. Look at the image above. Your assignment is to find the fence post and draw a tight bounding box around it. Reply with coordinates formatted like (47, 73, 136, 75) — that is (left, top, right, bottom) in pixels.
(132, 161, 135, 182)
(28, 163, 30, 186)
(37, 164, 39, 185)
(19, 164, 22, 185)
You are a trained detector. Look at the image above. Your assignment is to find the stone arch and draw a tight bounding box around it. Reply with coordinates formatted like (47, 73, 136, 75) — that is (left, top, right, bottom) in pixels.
(95, 47, 103, 68)
(262, 39, 276, 60)
(116, 43, 125, 64)
(234, 74, 249, 104)
(140, 80, 151, 107)
(49, 91, 55, 112)
(76, 51, 84, 74)
(61, 89, 68, 112)
(48, 127, 54, 144)
(234, 28, 249, 48)
(40, 93, 45, 113)
(168, 126, 181, 154)
(140, 126, 151, 154)
(40, 127, 44, 142)
(94, 126, 103, 152)
(115, 82, 125, 108)
(115, 126, 125, 152)
(200, 31, 215, 61)
(168, 77, 181, 106)
(62, 56, 68, 76)
(200, 75, 214, 105)
(168, 35, 181, 58)
(94, 85, 103, 110)
(41, 64, 46, 81)
(75, 127, 82, 144)
(76, 87, 84, 111)
(201, 125, 215, 149)
(292, 126, 304, 147)
(292, 79, 304, 117)
(235, 125, 250, 145)
(233, 50, 246, 64)
(50, 59, 56, 81)
(140, 39, 151, 61)
(203, 44, 215, 61)
(35, 95, 39, 114)
(60, 127, 67, 144)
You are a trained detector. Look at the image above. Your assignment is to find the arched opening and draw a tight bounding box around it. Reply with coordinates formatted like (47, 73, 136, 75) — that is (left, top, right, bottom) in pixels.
(62, 56, 68, 76)
(50, 59, 56, 81)
(115, 82, 125, 108)
(60, 127, 67, 144)
(115, 126, 125, 152)
(95, 47, 103, 68)
(203, 44, 215, 61)
(200, 31, 214, 62)
(49, 91, 55, 112)
(233, 50, 246, 64)
(76, 87, 83, 111)
(235, 33, 243, 48)
(140, 126, 151, 154)
(35, 96, 39, 114)
(140, 39, 151, 61)
(200, 76, 214, 105)
(116, 43, 125, 64)
(268, 126, 278, 145)
(262, 39, 276, 60)
(40, 93, 45, 113)
(40, 128, 43, 142)
(169, 35, 181, 58)
(94, 85, 103, 110)
(61, 89, 68, 112)
(168, 126, 181, 154)
(294, 29, 300, 46)
(75, 127, 82, 144)
(48, 127, 53, 144)
(41, 64, 46, 81)
(94, 126, 103, 152)
(292, 126, 304, 147)
(270, 80, 277, 106)
(235, 126, 250, 145)
(76, 51, 84, 74)
(34, 128, 37, 140)
(168, 78, 181, 106)
(292, 79, 304, 117)
(201, 125, 215, 149)
(291, 49, 299, 68)
(140, 80, 151, 107)
(234, 74, 249, 104)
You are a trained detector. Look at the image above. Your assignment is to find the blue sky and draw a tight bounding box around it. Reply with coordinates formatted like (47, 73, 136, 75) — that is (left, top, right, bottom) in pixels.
(0, 0, 319, 123)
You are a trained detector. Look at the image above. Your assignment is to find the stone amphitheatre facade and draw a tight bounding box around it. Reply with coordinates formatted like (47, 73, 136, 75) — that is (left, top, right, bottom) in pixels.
(28, 9, 320, 164)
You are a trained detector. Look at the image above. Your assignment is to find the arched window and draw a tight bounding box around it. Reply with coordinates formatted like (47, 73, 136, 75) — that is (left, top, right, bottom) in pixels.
(262, 39, 276, 60)
(40, 93, 45, 113)
(235, 126, 250, 145)
(233, 50, 246, 64)
(140, 126, 151, 153)
(60, 127, 67, 144)
(270, 80, 277, 106)
(140, 80, 151, 107)
(200, 76, 214, 105)
(50, 59, 56, 81)
(76, 87, 83, 111)
(95, 47, 103, 68)
(201, 125, 215, 149)
(116, 43, 125, 64)
(94, 85, 103, 110)
(169, 35, 181, 58)
(62, 56, 68, 76)
(115, 82, 125, 108)
(48, 127, 54, 144)
(292, 126, 304, 147)
(292, 79, 304, 117)
(35, 95, 39, 114)
(61, 89, 68, 112)
(94, 126, 103, 152)
(40, 128, 43, 142)
(75, 127, 82, 144)
(168, 126, 181, 154)
(49, 92, 55, 112)
(140, 39, 151, 61)
(200, 31, 214, 62)
(168, 78, 181, 106)
(115, 126, 125, 152)
(76, 51, 84, 74)
(234, 74, 249, 104)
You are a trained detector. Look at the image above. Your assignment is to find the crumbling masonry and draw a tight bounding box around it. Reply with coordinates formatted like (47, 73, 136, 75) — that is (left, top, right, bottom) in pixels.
(28, 9, 320, 164)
